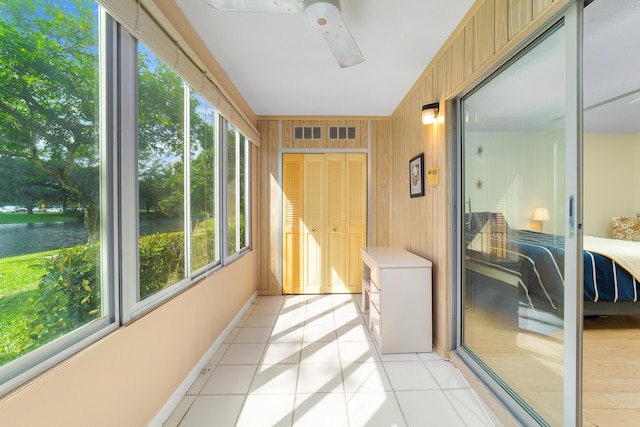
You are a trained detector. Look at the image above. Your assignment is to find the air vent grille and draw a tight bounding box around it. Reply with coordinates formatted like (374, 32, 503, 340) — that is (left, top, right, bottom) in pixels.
(294, 126, 322, 140)
(328, 126, 357, 140)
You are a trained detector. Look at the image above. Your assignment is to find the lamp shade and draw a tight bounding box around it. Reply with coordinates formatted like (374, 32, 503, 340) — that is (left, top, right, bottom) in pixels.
(532, 208, 550, 222)
(421, 103, 439, 125)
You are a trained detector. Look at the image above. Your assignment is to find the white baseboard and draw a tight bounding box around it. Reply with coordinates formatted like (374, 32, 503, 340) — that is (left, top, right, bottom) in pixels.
(147, 291, 258, 426)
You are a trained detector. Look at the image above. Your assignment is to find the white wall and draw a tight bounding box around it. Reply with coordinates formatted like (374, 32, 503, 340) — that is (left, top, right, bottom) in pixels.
(584, 133, 640, 237)
(465, 131, 640, 237)
(465, 130, 564, 232)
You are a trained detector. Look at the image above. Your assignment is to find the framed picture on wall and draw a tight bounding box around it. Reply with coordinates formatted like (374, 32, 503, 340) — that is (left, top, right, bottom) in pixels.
(409, 153, 425, 197)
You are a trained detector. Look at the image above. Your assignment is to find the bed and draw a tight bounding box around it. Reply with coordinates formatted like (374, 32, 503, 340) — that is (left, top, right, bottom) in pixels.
(464, 212, 640, 319)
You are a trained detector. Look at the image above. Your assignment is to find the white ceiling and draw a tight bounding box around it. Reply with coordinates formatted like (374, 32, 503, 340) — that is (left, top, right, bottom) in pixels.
(176, 0, 475, 117)
(176, 0, 640, 134)
(584, 0, 640, 134)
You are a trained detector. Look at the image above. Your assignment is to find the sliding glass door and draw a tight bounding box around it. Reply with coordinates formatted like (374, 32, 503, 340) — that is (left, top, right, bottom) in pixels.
(458, 6, 581, 424)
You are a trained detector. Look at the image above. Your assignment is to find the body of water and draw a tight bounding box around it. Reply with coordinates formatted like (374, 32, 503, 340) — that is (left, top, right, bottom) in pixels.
(0, 217, 183, 259)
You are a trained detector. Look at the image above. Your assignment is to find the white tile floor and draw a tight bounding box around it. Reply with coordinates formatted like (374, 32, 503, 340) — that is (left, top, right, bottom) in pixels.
(163, 294, 503, 427)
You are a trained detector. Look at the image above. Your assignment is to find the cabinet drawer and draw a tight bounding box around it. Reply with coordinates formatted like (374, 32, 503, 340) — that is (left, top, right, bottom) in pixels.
(370, 286, 380, 313)
(369, 303, 381, 347)
(370, 267, 380, 288)
(370, 277, 380, 292)
(361, 276, 371, 292)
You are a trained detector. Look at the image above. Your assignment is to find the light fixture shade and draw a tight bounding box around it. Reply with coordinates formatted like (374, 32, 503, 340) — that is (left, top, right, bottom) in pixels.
(421, 102, 439, 125)
(532, 207, 550, 221)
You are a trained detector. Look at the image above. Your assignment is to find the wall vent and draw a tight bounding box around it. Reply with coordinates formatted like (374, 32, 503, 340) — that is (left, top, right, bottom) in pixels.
(294, 126, 322, 140)
(328, 126, 357, 140)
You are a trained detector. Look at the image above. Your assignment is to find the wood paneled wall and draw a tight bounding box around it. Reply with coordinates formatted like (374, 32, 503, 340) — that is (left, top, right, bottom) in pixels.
(256, 120, 280, 294)
(388, 0, 570, 355)
(369, 121, 391, 247)
(281, 120, 368, 150)
(255, 0, 570, 354)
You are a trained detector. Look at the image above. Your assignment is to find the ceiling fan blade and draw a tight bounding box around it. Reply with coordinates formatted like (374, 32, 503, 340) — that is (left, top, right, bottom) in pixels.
(321, 20, 365, 68)
(203, 0, 300, 13)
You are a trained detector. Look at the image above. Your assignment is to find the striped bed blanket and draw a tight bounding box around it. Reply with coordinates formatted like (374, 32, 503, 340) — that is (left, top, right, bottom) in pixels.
(467, 230, 640, 307)
(583, 236, 639, 303)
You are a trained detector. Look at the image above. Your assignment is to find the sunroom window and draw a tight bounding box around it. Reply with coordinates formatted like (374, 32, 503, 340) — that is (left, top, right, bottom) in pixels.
(0, 0, 112, 387)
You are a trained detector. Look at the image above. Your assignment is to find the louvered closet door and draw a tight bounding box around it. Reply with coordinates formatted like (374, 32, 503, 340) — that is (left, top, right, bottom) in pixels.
(345, 154, 367, 293)
(325, 154, 346, 293)
(303, 154, 325, 294)
(282, 154, 303, 294)
(282, 153, 366, 295)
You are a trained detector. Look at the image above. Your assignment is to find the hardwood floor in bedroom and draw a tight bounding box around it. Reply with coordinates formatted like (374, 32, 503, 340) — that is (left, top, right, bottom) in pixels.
(583, 314, 640, 426)
(465, 306, 640, 426)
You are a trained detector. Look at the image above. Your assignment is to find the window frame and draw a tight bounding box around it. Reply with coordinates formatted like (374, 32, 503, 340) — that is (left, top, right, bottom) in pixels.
(0, 5, 119, 396)
(0, 0, 254, 393)
(240, 133, 251, 253)
(221, 120, 251, 263)
(452, 3, 583, 425)
(187, 87, 222, 278)
(123, 39, 252, 322)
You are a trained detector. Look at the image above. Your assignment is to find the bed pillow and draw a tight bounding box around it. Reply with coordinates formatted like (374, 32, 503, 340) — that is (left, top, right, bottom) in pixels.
(611, 217, 640, 241)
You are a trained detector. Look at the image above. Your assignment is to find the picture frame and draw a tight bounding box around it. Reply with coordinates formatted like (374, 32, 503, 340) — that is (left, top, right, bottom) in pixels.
(409, 153, 425, 197)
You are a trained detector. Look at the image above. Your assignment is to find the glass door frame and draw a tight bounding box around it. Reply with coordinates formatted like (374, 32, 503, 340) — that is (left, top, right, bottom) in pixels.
(451, 1, 583, 425)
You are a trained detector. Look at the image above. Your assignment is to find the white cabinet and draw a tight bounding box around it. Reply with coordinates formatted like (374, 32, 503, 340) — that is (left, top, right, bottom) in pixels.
(360, 247, 432, 353)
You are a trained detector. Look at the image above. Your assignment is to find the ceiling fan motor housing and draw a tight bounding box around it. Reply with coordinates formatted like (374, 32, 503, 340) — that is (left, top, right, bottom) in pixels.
(303, 0, 341, 30)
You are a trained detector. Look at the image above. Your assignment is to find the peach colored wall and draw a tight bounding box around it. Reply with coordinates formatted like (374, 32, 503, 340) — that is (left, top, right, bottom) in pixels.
(0, 2, 261, 424)
(584, 133, 640, 237)
(0, 252, 257, 426)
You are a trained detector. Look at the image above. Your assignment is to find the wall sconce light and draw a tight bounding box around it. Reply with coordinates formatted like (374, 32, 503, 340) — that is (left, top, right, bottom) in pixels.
(421, 102, 439, 125)
(532, 207, 550, 233)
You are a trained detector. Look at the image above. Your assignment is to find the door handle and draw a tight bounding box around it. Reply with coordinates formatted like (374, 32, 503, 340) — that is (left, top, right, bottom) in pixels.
(569, 195, 575, 238)
(333, 227, 338, 232)
(312, 227, 317, 232)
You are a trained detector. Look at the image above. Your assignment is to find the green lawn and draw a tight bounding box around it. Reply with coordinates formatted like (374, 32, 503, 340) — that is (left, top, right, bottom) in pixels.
(0, 212, 79, 225)
(0, 251, 55, 365)
(0, 212, 83, 364)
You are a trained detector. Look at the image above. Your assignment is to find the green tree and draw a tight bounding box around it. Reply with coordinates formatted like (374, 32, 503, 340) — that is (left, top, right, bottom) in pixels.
(190, 143, 215, 217)
(139, 159, 173, 214)
(137, 50, 185, 158)
(157, 160, 184, 217)
(137, 49, 190, 218)
(0, 1, 197, 239)
(0, 156, 57, 212)
(0, 0, 100, 238)
(189, 99, 215, 218)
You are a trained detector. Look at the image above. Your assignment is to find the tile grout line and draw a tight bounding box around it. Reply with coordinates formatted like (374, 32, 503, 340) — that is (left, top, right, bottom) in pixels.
(237, 296, 289, 426)
(289, 296, 303, 426)
(173, 295, 494, 426)
(357, 294, 413, 427)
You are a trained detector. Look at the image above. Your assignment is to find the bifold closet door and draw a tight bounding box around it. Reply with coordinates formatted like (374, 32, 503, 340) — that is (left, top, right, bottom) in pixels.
(303, 154, 325, 294)
(344, 154, 367, 293)
(282, 154, 303, 294)
(325, 154, 346, 293)
(282, 153, 366, 294)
